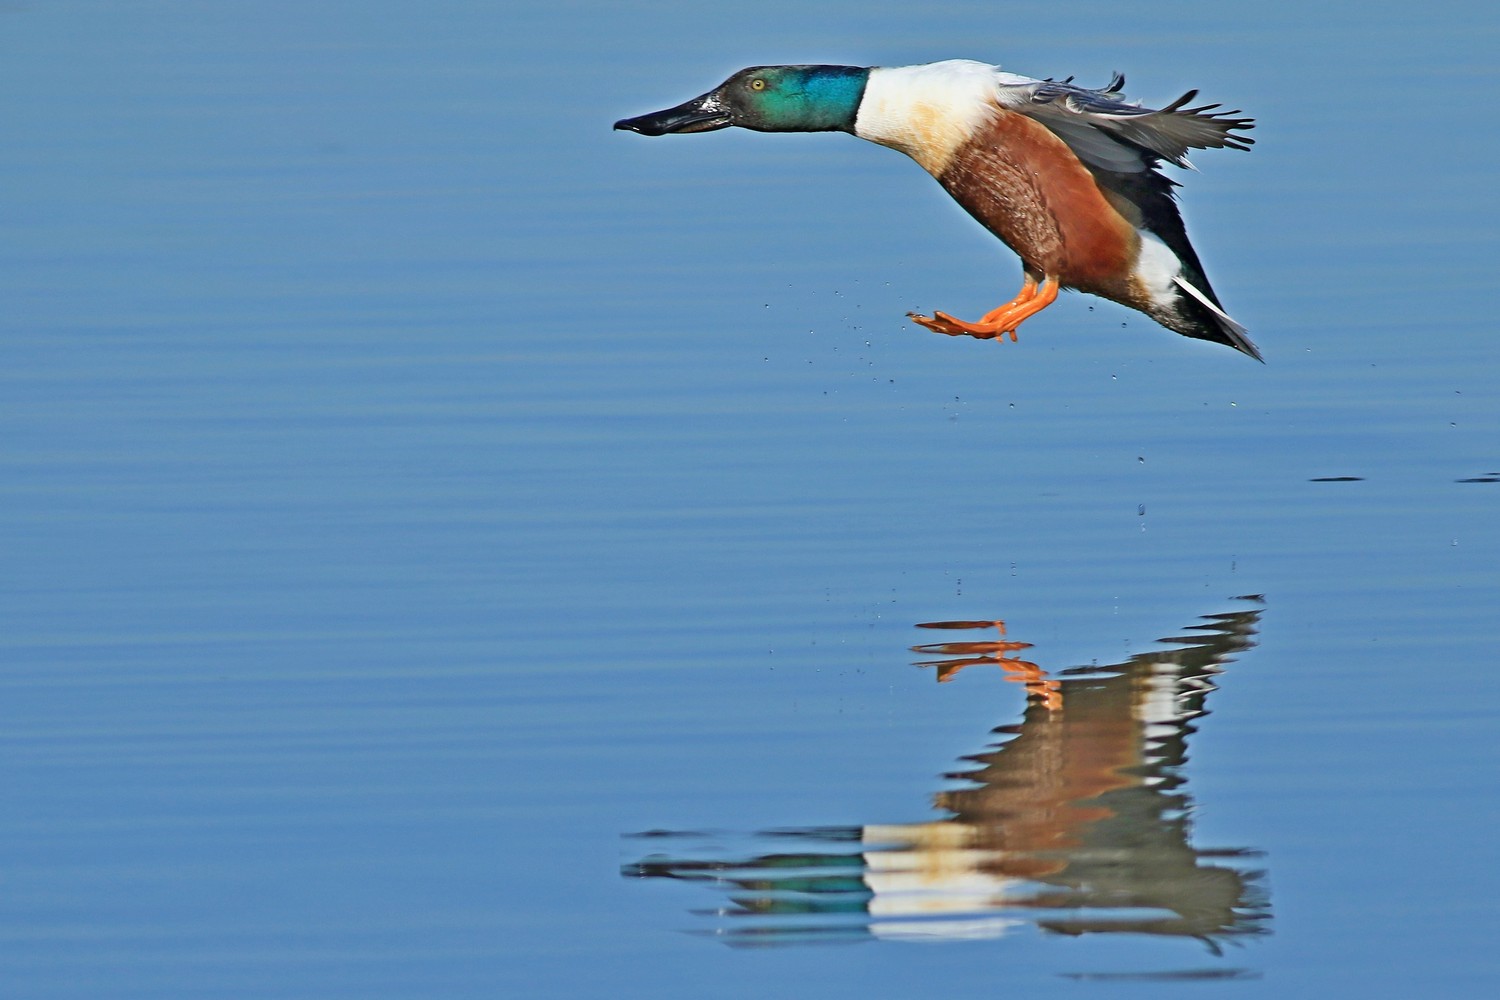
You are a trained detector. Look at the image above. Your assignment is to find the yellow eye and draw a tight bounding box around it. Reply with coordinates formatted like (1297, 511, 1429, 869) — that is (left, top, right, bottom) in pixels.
(750, 78, 766, 91)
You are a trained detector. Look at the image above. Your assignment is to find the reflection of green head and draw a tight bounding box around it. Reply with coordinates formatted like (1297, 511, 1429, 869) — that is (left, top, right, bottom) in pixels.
(714, 65, 870, 133)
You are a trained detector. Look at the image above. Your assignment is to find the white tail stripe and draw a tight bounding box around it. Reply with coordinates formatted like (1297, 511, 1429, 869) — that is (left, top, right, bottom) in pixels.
(1172, 275, 1261, 360)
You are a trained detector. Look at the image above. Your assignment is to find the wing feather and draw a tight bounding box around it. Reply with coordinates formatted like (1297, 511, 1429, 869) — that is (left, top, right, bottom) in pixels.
(996, 75, 1254, 173)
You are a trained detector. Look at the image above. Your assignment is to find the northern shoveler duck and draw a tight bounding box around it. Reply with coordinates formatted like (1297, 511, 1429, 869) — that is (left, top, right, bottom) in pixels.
(615, 60, 1259, 360)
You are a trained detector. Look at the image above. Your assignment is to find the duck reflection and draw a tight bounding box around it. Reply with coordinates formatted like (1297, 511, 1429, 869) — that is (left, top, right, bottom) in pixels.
(624, 598, 1270, 949)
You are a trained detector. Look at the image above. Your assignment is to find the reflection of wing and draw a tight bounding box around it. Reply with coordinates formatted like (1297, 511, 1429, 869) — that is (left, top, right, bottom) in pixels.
(997, 74, 1255, 172)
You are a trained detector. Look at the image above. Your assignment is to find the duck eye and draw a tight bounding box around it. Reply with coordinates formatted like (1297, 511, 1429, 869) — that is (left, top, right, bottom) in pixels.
(750, 78, 766, 91)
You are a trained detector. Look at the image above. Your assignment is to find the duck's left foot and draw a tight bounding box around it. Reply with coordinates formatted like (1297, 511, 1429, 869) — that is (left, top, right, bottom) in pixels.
(908, 277, 1059, 343)
(908, 309, 1021, 341)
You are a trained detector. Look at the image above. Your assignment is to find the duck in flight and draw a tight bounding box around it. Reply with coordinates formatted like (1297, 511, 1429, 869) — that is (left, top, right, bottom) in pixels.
(615, 60, 1259, 360)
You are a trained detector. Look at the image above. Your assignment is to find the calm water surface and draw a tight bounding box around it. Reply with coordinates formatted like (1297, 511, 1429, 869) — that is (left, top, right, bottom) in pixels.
(1, 1, 1497, 997)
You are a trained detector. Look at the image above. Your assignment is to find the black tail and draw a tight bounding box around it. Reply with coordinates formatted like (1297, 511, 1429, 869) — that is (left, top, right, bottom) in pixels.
(1100, 166, 1261, 360)
(1170, 275, 1262, 361)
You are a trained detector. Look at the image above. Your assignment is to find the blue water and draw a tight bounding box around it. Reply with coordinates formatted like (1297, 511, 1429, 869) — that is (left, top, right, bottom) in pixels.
(2, 1, 1497, 997)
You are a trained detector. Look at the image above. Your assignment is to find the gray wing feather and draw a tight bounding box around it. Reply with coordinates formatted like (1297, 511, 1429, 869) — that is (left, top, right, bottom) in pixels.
(1006, 76, 1254, 172)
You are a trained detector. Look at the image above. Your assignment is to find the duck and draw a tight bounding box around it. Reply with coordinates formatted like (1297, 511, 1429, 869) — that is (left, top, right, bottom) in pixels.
(615, 60, 1259, 360)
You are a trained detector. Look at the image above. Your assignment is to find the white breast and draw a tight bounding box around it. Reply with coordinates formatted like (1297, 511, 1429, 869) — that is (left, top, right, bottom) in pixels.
(854, 61, 1024, 176)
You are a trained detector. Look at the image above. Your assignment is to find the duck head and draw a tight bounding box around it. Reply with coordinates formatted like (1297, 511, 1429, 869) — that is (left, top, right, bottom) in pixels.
(614, 65, 869, 136)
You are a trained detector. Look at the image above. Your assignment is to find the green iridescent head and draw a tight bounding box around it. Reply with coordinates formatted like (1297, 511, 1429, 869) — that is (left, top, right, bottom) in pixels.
(615, 65, 869, 136)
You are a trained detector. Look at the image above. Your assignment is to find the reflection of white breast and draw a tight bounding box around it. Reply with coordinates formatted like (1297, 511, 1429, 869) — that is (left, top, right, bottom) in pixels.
(859, 821, 1024, 940)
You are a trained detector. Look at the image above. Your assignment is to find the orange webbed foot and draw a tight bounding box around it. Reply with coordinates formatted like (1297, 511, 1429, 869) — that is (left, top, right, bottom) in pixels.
(909, 277, 1058, 344)
(907, 309, 1007, 339)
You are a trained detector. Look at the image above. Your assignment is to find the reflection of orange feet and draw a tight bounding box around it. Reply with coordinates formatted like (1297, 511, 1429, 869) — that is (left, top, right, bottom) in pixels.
(1038, 683, 1062, 711)
(989, 655, 1063, 709)
(925, 648, 1032, 682)
(908, 277, 1058, 343)
(913, 620, 1038, 683)
(912, 619, 1061, 707)
(915, 619, 1007, 634)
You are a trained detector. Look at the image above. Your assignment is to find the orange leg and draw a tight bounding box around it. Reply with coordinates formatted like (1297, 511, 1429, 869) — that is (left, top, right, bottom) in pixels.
(908, 275, 1059, 343)
(979, 275, 1039, 325)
